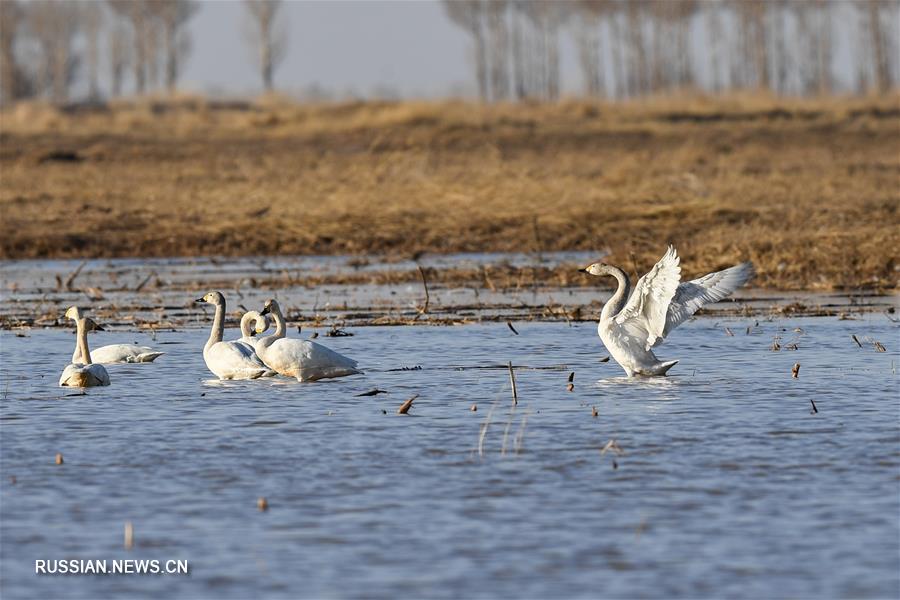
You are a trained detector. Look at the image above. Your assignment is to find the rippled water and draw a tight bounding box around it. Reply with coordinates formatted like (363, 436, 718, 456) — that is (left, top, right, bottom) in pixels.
(1, 315, 898, 599)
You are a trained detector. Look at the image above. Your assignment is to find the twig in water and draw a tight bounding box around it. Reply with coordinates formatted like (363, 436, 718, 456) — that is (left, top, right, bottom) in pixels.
(257, 497, 269, 512)
(851, 334, 862, 348)
(724, 327, 734, 337)
(309, 332, 318, 339)
(413, 263, 430, 320)
(507, 321, 519, 335)
(567, 371, 575, 392)
(599, 356, 610, 363)
(514, 411, 530, 454)
(600, 440, 624, 456)
(470, 404, 477, 412)
(124, 522, 134, 550)
(397, 394, 418, 415)
(133, 271, 156, 292)
(809, 399, 818, 414)
(55, 453, 64, 465)
(355, 388, 388, 397)
(591, 406, 598, 417)
(508, 361, 517, 405)
(874, 341, 886, 352)
(792, 363, 800, 378)
(63, 260, 87, 292)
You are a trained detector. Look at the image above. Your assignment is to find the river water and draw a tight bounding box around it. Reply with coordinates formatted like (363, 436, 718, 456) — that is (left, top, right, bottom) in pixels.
(1, 314, 898, 598)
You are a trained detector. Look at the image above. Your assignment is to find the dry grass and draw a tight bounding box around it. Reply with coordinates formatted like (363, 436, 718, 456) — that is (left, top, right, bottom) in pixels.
(1, 94, 898, 290)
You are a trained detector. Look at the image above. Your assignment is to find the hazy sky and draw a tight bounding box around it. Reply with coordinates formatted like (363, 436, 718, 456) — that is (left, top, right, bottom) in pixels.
(180, 0, 583, 98)
(183, 1, 483, 97)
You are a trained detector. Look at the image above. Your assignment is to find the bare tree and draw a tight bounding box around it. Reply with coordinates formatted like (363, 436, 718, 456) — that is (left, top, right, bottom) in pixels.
(149, 0, 198, 94)
(109, 0, 150, 94)
(244, 0, 288, 92)
(28, 0, 80, 103)
(0, 0, 28, 104)
(108, 18, 130, 97)
(82, 2, 104, 99)
(485, 0, 510, 101)
(443, 0, 488, 101)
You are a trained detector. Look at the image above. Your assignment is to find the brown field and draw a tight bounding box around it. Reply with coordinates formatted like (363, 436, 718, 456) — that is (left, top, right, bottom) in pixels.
(1, 94, 898, 290)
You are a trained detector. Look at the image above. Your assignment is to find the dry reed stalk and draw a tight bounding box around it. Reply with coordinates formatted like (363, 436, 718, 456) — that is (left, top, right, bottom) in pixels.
(591, 406, 599, 417)
(257, 497, 269, 511)
(809, 399, 818, 413)
(470, 404, 477, 412)
(724, 327, 734, 336)
(874, 341, 886, 352)
(851, 334, 862, 347)
(55, 453, 64, 465)
(792, 363, 801, 378)
(507, 321, 519, 335)
(508, 362, 517, 405)
(124, 522, 134, 549)
(413, 264, 429, 320)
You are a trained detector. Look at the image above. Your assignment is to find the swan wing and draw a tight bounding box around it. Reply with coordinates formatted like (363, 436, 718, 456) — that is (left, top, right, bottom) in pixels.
(59, 363, 110, 387)
(206, 341, 269, 378)
(86, 344, 164, 364)
(265, 339, 360, 381)
(656, 261, 755, 344)
(614, 245, 682, 349)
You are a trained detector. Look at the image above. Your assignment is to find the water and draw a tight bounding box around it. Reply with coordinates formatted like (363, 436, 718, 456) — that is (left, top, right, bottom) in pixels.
(1, 315, 898, 599)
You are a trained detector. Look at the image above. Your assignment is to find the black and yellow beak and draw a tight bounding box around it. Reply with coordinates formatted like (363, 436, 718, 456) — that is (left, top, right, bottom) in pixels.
(577, 267, 588, 273)
(194, 298, 205, 303)
(260, 306, 270, 316)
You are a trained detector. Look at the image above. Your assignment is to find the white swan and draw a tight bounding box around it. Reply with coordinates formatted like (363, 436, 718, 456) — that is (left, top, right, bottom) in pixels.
(580, 245, 754, 376)
(257, 298, 362, 381)
(65, 307, 164, 363)
(239, 310, 269, 350)
(59, 316, 111, 387)
(195, 292, 273, 380)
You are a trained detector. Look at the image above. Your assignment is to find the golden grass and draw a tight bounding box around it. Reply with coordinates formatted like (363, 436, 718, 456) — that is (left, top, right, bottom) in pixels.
(1, 94, 898, 290)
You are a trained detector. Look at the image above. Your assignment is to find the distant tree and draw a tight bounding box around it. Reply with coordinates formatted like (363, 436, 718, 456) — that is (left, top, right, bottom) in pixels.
(28, 0, 80, 103)
(151, 0, 199, 93)
(108, 0, 151, 94)
(244, 0, 288, 92)
(108, 17, 130, 97)
(442, 0, 488, 101)
(82, 2, 104, 99)
(0, 0, 28, 104)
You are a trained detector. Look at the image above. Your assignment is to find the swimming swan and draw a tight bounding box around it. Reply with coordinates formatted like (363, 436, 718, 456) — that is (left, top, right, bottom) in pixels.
(580, 245, 753, 376)
(59, 316, 111, 387)
(239, 310, 269, 350)
(194, 292, 273, 380)
(65, 307, 164, 363)
(257, 298, 362, 381)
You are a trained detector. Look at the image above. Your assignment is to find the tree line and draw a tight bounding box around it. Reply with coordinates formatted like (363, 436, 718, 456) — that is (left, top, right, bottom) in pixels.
(1, 0, 897, 106)
(0, 0, 287, 105)
(444, 0, 899, 101)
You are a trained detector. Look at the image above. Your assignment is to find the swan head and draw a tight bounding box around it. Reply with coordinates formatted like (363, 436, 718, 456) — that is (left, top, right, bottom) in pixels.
(578, 262, 611, 277)
(65, 306, 83, 320)
(194, 291, 225, 306)
(80, 317, 105, 332)
(259, 298, 281, 317)
(255, 314, 270, 334)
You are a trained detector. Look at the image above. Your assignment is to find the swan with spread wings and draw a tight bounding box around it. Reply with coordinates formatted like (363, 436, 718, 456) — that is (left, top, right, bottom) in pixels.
(579, 246, 754, 376)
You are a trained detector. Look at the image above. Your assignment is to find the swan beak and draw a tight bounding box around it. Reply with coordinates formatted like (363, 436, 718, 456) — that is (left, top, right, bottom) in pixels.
(193, 298, 205, 304)
(95, 324, 105, 332)
(260, 306, 270, 316)
(577, 268, 588, 273)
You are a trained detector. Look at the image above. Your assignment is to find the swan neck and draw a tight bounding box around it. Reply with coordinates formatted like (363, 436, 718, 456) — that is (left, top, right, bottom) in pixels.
(207, 302, 225, 350)
(272, 307, 286, 339)
(77, 320, 92, 365)
(601, 266, 631, 322)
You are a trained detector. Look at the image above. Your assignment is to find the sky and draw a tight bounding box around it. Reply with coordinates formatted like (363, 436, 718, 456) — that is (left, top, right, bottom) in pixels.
(182, 1, 484, 98)
(180, 0, 583, 98)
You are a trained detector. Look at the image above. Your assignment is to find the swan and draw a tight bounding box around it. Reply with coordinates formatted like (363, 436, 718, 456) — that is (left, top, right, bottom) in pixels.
(65, 307, 164, 363)
(580, 245, 754, 376)
(257, 298, 362, 381)
(194, 292, 274, 380)
(59, 316, 111, 387)
(239, 310, 269, 350)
